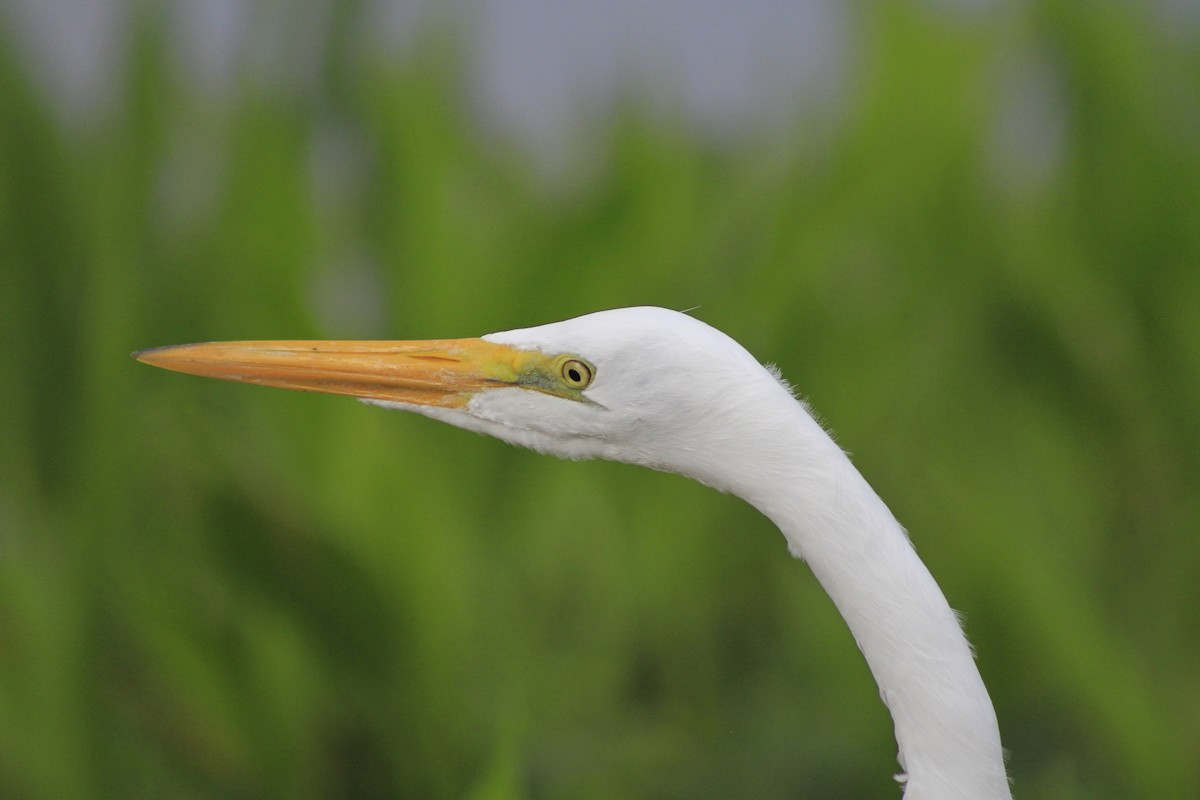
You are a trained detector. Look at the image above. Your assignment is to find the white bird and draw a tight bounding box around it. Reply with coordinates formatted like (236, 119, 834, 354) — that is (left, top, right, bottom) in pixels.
(135, 306, 1012, 799)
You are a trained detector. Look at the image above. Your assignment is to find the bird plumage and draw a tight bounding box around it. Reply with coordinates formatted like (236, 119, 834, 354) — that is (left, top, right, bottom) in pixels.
(135, 306, 1012, 799)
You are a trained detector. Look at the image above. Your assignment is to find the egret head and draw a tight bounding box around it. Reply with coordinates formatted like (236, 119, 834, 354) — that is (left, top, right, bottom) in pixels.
(136, 306, 1015, 798)
(135, 306, 794, 485)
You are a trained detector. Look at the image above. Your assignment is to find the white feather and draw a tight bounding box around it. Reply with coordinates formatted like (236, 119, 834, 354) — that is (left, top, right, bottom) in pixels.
(372, 307, 1011, 799)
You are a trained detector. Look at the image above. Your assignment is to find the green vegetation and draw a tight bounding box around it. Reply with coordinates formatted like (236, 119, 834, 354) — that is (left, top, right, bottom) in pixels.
(1, 3, 1197, 798)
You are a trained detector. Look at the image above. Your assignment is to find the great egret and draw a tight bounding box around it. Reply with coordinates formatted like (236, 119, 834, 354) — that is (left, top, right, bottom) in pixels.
(135, 306, 1012, 799)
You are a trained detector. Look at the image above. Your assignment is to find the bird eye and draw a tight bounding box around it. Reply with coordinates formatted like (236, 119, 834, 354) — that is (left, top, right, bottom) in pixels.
(560, 358, 594, 389)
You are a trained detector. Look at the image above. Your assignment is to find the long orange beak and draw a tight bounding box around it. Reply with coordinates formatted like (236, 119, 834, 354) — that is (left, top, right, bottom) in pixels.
(133, 339, 531, 408)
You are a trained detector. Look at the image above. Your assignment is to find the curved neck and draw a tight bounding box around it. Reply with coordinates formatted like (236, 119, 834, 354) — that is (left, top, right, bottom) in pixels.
(707, 396, 1012, 800)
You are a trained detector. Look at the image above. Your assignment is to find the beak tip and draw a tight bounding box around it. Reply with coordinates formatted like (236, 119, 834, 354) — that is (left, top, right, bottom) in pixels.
(132, 344, 175, 365)
(134, 343, 207, 369)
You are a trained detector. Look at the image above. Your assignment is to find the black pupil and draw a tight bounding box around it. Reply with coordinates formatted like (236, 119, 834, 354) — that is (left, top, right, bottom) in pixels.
(568, 367, 582, 383)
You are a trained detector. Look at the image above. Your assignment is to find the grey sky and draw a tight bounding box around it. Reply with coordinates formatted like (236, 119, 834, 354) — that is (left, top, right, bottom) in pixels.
(4, 0, 845, 148)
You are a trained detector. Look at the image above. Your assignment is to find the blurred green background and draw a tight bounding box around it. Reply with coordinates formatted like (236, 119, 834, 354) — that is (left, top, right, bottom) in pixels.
(2, 1, 1198, 798)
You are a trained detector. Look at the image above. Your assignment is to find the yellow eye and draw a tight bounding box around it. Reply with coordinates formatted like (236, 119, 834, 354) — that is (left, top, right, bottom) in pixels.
(560, 358, 594, 389)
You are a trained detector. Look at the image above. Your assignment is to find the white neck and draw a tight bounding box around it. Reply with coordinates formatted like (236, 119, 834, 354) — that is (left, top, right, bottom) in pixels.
(705, 395, 1012, 800)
